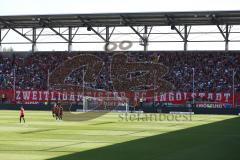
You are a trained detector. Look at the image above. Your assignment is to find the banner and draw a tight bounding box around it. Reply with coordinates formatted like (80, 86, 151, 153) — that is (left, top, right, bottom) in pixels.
(0, 90, 238, 108)
(195, 102, 232, 109)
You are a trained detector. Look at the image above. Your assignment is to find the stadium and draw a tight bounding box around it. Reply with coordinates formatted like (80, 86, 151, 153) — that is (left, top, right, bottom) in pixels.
(0, 1, 240, 160)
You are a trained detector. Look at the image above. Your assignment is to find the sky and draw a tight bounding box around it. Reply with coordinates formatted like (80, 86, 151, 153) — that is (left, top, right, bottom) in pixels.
(1, 0, 240, 51)
(1, 0, 240, 15)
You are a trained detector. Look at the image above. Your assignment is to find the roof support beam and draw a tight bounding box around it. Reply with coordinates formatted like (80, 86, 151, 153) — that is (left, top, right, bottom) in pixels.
(121, 17, 152, 51)
(0, 19, 32, 42)
(36, 28, 44, 41)
(105, 26, 115, 43)
(1, 29, 10, 41)
(88, 26, 106, 42)
(225, 25, 230, 51)
(109, 27, 115, 40)
(144, 25, 148, 52)
(184, 25, 188, 51)
(143, 26, 153, 52)
(121, 16, 145, 41)
(171, 24, 191, 51)
(105, 26, 110, 50)
(184, 25, 191, 51)
(217, 25, 227, 40)
(79, 17, 106, 42)
(121, 17, 151, 51)
(106, 26, 110, 43)
(217, 24, 231, 51)
(71, 27, 79, 41)
(172, 25, 185, 41)
(40, 20, 69, 42)
(68, 26, 72, 52)
(48, 27, 69, 42)
(129, 25, 145, 40)
(167, 16, 186, 42)
(147, 26, 153, 39)
(11, 27, 33, 42)
(105, 26, 115, 49)
(32, 27, 37, 52)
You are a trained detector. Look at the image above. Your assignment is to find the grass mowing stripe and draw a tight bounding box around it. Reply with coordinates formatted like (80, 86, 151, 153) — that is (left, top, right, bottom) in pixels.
(42, 142, 86, 151)
(90, 122, 115, 125)
(0, 110, 237, 160)
(20, 129, 57, 134)
(120, 130, 146, 136)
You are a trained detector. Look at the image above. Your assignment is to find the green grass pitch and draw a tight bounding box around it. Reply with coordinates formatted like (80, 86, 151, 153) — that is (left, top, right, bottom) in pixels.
(0, 110, 240, 160)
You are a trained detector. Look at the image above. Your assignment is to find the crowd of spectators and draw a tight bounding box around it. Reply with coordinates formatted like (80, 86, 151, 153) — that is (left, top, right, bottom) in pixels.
(0, 51, 239, 92)
(111, 53, 173, 92)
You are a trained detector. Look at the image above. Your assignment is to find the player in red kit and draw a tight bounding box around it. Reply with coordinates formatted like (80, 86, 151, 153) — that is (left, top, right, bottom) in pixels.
(59, 104, 63, 120)
(52, 103, 57, 118)
(19, 106, 25, 123)
(55, 104, 59, 120)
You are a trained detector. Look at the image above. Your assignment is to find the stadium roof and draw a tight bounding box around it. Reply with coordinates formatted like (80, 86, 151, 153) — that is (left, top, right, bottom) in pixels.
(1, 10, 240, 28)
(1, 10, 240, 52)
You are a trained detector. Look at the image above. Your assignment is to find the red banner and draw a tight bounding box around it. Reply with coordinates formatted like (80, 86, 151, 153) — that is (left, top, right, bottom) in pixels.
(0, 90, 239, 107)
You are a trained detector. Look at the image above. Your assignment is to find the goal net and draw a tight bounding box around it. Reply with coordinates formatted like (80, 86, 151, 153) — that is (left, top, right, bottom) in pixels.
(82, 96, 129, 112)
(47, 91, 130, 113)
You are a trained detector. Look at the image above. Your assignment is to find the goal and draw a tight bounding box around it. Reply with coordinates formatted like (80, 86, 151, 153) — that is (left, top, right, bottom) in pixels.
(82, 96, 129, 112)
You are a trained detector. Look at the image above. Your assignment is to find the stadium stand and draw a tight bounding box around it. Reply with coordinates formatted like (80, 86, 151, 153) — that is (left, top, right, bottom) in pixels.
(0, 51, 239, 92)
